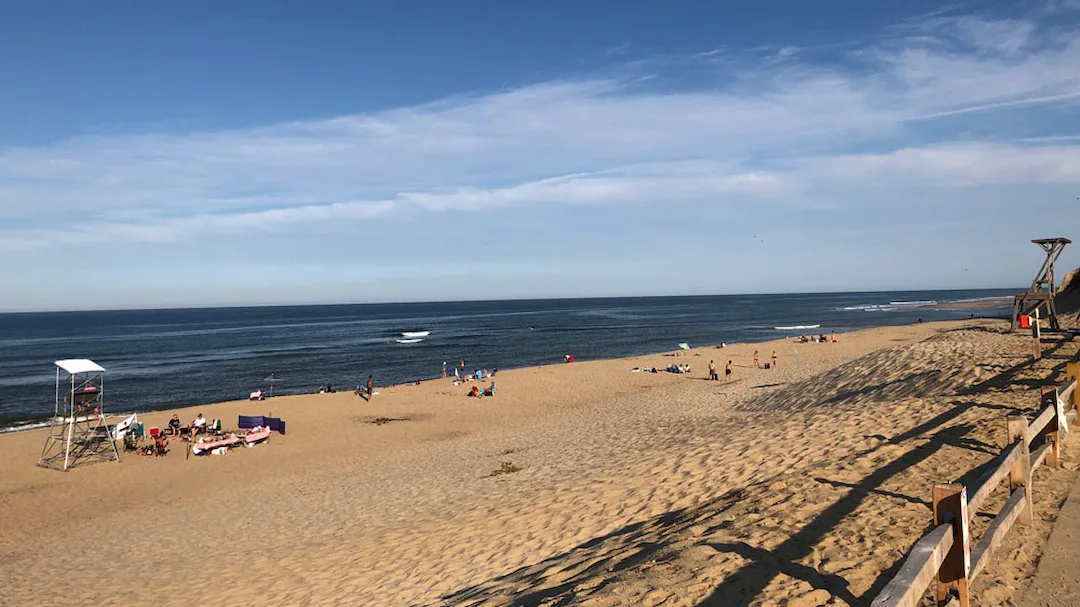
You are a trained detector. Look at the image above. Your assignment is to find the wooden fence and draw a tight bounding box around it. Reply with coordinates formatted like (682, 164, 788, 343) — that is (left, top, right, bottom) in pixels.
(870, 362, 1080, 607)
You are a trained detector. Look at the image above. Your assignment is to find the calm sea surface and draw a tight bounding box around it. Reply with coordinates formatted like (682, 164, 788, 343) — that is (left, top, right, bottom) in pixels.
(0, 290, 1016, 430)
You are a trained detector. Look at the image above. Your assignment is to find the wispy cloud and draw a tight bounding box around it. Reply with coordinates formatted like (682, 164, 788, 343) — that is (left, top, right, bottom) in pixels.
(2, 9, 1080, 252)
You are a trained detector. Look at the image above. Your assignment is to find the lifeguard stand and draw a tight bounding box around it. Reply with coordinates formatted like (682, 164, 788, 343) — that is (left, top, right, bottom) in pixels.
(38, 359, 120, 471)
(1010, 238, 1071, 332)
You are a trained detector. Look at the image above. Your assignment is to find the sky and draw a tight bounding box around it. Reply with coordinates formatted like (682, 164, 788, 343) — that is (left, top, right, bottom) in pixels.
(2, 1, 1080, 312)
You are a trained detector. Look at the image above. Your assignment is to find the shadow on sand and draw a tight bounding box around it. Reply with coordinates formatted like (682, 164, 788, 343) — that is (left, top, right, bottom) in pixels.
(437, 331, 1075, 607)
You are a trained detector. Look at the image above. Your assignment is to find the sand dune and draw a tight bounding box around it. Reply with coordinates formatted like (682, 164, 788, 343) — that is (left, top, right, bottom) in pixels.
(1, 319, 1076, 606)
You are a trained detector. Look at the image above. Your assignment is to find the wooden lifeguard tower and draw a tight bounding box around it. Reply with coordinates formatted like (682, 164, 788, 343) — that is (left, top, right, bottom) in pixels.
(1010, 238, 1071, 332)
(38, 359, 120, 471)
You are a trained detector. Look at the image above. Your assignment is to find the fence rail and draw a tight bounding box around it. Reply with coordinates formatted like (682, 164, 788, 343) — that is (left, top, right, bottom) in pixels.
(870, 364, 1079, 607)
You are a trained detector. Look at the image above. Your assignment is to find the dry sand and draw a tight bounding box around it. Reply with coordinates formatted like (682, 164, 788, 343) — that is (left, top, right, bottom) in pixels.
(1, 319, 1077, 606)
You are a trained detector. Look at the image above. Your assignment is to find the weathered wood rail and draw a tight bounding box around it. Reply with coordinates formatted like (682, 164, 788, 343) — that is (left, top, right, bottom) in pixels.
(870, 363, 1079, 607)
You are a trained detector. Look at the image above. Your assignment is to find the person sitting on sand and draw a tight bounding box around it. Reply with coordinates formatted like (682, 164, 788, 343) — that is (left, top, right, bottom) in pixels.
(191, 413, 207, 437)
(154, 432, 169, 455)
(470, 385, 481, 397)
(167, 414, 181, 436)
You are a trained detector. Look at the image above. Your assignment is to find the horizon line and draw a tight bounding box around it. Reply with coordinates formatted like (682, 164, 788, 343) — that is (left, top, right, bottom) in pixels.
(0, 286, 1022, 315)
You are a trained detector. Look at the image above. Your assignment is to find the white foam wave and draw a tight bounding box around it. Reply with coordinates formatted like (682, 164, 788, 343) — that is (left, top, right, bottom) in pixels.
(774, 324, 821, 331)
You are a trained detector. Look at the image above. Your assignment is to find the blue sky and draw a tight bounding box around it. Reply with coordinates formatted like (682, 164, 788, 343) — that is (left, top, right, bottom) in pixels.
(2, 1, 1080, 311)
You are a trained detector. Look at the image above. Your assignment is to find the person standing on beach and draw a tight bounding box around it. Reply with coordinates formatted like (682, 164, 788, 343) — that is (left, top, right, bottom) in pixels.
(725, 360, 732, 380)
(708, 360, 718, 381)
(771, 351, 778, 368)
(364, 375, 373, 401)
(442, 362, 447, 378)
(753, 350, 759, 368)
(460, 360, 465, 375)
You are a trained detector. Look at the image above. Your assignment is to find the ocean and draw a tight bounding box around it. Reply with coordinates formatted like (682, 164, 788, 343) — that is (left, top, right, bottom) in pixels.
(0, 289, 1016, 431)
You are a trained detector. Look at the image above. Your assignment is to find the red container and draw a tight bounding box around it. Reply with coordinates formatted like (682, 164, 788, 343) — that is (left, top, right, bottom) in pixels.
(1019, 315, 1031, 329)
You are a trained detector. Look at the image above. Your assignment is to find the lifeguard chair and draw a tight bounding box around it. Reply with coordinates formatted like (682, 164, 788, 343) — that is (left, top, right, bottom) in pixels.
(38, 359, 120, 471)
(1010, 238, 1070, 332)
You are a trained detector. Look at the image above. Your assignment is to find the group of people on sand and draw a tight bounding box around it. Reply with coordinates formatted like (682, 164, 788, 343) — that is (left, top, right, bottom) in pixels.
(703, 349, 783, 381)
(141, 412, 209, 456)
(355, 376, 374, 401)
(163, 412, 207, 438)
(443, 359, 497, 382)
(468, 383, 497, 398)
(708, 360, 733, 380)
(796, 331, 837, 344)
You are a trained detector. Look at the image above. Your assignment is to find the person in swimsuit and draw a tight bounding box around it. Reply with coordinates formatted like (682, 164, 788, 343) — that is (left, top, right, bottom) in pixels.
(771, 351, 778, 368)
(725, 360, 732, 379)
(753, 351, 759, 368)
(708, 360, 718, 381)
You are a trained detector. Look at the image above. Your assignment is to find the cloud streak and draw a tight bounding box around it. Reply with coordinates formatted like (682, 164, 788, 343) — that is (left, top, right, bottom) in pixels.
(2, 10, 1080, 251)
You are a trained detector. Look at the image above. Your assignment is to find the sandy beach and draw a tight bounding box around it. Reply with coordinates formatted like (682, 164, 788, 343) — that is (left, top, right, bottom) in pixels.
(1, 319, 1077, 606)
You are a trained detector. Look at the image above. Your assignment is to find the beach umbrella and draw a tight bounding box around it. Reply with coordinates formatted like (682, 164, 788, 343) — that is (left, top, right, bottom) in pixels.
(264, 373, 282, 397)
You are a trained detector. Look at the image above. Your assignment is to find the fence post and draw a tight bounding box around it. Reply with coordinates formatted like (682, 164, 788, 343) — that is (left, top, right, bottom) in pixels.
(1069, 362, 1080, 427)
(1033, 307, 1042, 360)
(933, 483, 970, 607)
(1054, 386, 1069, 445)
(1008, 415, 1034, 526)
(1043, 389, 1063, 469)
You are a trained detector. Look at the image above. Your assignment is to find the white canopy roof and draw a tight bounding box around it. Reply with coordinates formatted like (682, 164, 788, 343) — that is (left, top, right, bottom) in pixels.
(55, 359, 105, 374)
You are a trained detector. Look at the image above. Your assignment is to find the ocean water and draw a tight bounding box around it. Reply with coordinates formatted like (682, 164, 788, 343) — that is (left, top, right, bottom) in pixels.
(0, 290, 1016, 431)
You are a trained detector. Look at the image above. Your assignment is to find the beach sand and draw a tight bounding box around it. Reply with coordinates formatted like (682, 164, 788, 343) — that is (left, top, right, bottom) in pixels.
(1, 319, 1076, 606)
